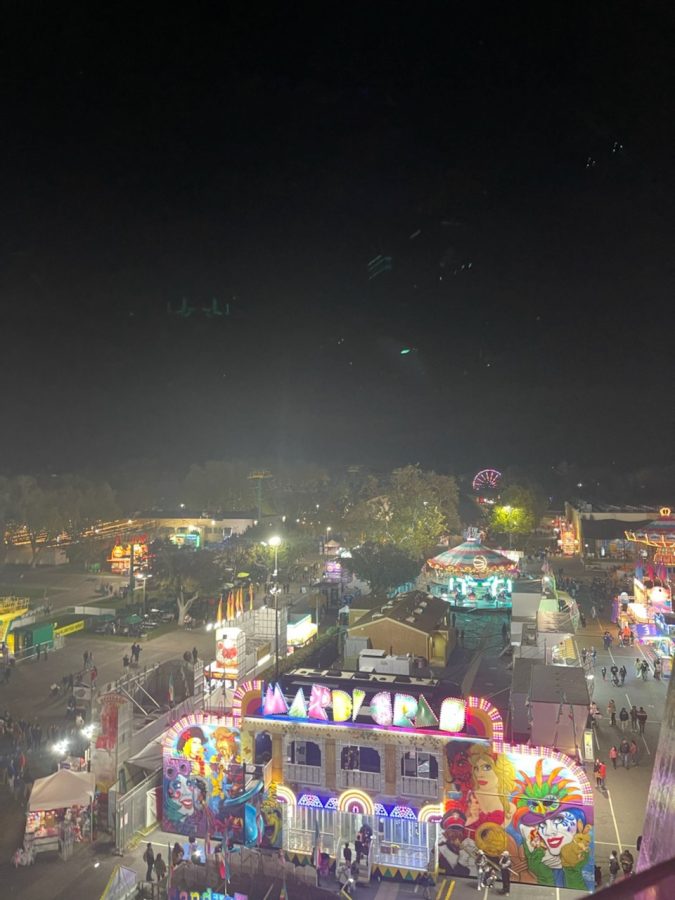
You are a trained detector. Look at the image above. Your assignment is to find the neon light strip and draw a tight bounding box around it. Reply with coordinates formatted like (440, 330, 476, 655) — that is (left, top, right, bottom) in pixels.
(337, 788, 375, 815)
(232, 679, 263, 728)
(465, 695, 505, 745)
(275, 784, 297, 806)
(418, 802, 444, 823)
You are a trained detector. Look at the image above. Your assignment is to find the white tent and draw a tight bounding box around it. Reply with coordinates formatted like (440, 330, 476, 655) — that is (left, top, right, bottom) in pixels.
(29, 769, 96, 812)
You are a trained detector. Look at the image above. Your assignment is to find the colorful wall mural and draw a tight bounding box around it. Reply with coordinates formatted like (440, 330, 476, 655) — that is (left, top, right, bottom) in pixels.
(162, 716, 265, 843)
(439, 740, 594, 891)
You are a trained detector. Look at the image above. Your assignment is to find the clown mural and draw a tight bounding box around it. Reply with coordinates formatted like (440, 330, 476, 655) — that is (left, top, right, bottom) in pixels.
(163, 718, 265, 843)
(442, 741, 594, 891)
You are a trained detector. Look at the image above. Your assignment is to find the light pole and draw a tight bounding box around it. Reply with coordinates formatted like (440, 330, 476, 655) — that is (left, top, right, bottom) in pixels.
(325, 525, 332, 545)
(269, 536, 282, 679)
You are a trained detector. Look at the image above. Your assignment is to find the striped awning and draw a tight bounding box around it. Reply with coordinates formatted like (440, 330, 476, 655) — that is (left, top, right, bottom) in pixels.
(427, 540, 519, 576)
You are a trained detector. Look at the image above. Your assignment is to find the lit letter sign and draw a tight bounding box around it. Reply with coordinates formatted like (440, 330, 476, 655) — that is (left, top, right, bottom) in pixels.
(262, 683, 466, 735)
(308, 684, 331, 720)
(439, 698, 465, 733)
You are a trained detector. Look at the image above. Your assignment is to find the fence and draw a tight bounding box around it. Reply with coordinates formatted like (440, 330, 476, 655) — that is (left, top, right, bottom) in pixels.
(13, 634, 65, 663)
(113, 767, 162, 852)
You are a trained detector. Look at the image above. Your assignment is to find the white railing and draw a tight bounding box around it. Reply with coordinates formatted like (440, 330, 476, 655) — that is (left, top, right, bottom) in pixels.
(398, 775, 439, 799)
(285, 762, 323, 785)
(337, 768, 382, 791)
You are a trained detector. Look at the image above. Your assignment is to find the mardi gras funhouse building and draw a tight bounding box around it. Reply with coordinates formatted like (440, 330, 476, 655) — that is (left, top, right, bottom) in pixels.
(162, 670, 595, 890)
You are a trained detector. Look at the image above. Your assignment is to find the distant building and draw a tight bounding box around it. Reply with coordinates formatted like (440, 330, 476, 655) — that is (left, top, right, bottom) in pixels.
(347, 590, 453, 666)
(565, 502, 664, 559)
(134, 512, 259, 546)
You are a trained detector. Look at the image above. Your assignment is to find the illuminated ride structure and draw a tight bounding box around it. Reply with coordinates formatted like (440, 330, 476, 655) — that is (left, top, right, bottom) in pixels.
(425, 538, 519, 608)
(621, 508, 675, 676)
(161, 671, 595, 889)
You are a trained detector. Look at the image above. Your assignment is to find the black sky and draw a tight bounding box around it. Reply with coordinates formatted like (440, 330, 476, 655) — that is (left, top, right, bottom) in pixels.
(2, 4, 674, 476)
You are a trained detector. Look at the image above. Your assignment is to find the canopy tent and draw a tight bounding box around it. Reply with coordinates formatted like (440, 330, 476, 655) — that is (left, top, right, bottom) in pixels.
(427, 540, 518, 576)
(29, 769, 96, 812)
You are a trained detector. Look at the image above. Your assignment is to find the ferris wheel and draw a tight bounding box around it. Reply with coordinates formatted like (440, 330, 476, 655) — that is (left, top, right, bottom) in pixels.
(472, 468, 502, 492)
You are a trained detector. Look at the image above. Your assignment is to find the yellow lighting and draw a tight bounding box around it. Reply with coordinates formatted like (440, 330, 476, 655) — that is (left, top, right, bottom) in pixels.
(337, 788, 375, 815)
(275, 784, 297, 807)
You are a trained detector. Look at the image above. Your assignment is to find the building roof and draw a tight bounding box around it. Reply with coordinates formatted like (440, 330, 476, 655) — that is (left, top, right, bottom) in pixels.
(511, 657, 543, 694)
(512, 578, 543, 594)
(529, 664, 590, 705)
(348, 590, 448, 635)
(581, 518, 652, 540)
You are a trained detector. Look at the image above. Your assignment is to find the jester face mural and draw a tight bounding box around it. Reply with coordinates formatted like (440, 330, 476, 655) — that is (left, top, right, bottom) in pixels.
(442, 741, 594, 891)
(163, 718, 265, 844)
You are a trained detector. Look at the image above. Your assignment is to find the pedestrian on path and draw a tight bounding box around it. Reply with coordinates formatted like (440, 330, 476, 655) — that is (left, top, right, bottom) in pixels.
(620, 739, 630, 768)
(598, 761, 607, 789)
(630, 706, 638, 732)
(634, 658, 642, 676)
(609, 852, 620, 885)
(36, 644, 41, 662)
(143, 843, 155, 881)
(154, 853, 167, 882)
(594, 759, 602, 788)
(619, 665, 627, 685)
(629, 740, 638, 767)
(591, 604, 597, 620)
(609, 746, 618, 769)
(601, 665, 607, 681)
(637, 707, 648, 735)
(498, 849, 512, 895)
(591, 647, 597, 665)
(607, 699, 616, 726)
(619, 707, 629, 730)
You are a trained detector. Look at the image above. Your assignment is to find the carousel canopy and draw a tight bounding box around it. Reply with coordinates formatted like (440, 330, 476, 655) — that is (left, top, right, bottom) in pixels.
(427, 540, 518, 576)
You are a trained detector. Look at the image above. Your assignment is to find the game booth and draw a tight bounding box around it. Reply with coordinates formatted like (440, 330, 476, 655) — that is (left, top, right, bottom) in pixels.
(425, 536, 519, 608)
(618, 508, 675, 676)
(23, 769, 95, 860)
(161, 675, 595, 891)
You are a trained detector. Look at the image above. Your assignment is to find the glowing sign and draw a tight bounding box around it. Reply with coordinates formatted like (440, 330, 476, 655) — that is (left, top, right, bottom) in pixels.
(262, 684, 466, 734)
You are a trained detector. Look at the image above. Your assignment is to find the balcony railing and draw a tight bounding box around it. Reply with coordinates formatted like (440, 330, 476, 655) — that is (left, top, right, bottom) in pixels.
(398, 775, 439, 799)
(337, 769, 383, 791)
(285, 762, 323, 786)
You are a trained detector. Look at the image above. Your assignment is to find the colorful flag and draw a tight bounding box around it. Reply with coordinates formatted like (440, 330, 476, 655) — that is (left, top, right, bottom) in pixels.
(216, 596, 223, 624)
(168, 672, 175, 705)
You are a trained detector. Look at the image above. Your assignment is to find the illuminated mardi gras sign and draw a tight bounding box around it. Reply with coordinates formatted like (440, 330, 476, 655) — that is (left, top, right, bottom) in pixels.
(261, 682, 467, 733)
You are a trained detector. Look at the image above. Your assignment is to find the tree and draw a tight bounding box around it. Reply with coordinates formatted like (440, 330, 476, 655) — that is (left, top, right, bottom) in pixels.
(9, 476, 64, 566)
(500, 483, 547, 530)
(341, 542, 420, 598)
(489, 504, 535, 545)
(152, 545, 222, 622)
(347, 465, 460, 559)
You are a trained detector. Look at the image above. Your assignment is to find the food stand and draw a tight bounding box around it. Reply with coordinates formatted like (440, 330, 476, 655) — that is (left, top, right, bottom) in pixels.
(25, 769, 95, 857)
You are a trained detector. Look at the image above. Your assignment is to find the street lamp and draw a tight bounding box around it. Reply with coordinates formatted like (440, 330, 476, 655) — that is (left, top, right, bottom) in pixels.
(326, 525, 332, 544)
(268, 536, 282, 679)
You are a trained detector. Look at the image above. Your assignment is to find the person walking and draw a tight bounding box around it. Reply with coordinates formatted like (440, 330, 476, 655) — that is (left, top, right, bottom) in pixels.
(154, 852, 167, 882)
(620, 849, 634, 877)
(609, 746, 618, 769)
(475, 850, 489, 890)
(607, 699, 616, 726)
(343, 842, 352, 866)
(143, 843, 155, 881)
(36, 644, 41, 662)
(630, 705, 638, 732)
(90, 665, 98, 690)
(83, 650, 89, 670)
(619, 665, 627, 685)
(601, 665, 607, 681)
(619, 707, 629, 731)
(634, 657, 642, 676)
(637, 707, 648, 735)
(598, 761, 607, 789)
(593, 759, 601, 787)
(629, 739, 639, 767)
(620, 739, 630, 769)
(498, 849, 512, 896)
(608, 851, 620, 885)
(591, 646, 597, 665)
(192, 647, 198, 664)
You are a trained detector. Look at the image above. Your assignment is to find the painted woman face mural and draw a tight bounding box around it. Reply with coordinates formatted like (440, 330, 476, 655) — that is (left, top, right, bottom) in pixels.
(164, 760, 207, 830)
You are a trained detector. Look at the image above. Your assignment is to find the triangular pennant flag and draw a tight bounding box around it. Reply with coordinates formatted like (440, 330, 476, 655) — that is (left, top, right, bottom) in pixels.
(352, 689, 366, 721)
(288, 688, 308, 718)
(414, 694, 439, 728)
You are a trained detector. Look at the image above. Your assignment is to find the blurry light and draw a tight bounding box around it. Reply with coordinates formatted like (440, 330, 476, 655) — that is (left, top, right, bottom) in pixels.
(179, 503, 185, 509)
(269, 535, 281, 547)
(400, 348, 411, 355)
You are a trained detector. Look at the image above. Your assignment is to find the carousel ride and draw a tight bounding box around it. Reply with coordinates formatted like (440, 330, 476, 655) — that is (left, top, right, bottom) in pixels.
(425, 533, 519, 609)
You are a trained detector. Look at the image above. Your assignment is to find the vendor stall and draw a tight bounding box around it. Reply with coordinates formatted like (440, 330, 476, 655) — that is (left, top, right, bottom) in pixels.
(26, 769, 95, 857)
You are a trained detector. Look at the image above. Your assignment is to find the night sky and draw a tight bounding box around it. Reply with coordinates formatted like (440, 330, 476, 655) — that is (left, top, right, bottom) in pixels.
(2, 5, 674, 476)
